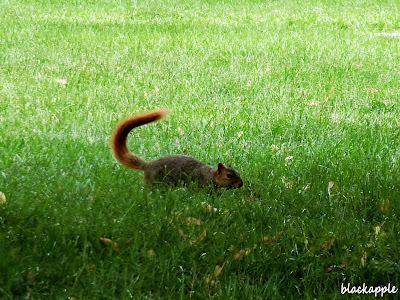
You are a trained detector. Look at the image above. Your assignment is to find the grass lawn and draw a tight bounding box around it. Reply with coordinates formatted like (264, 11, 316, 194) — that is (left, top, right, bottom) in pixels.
(1, 0, 400, 298)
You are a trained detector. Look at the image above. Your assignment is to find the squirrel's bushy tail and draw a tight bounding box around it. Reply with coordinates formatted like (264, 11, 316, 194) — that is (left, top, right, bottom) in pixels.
(111, 109, 169, 170)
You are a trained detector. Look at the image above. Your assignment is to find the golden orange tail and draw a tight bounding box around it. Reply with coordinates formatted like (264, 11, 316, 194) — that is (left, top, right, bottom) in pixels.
(111, 109, 169, 169)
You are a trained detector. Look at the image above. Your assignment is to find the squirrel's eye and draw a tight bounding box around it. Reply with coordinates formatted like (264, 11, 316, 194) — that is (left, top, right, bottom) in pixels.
(226, 173, 233, 179)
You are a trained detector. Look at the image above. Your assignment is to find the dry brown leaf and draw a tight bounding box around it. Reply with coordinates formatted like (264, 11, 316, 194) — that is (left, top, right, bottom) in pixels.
(302, 183, 311, 192)
(328, 181, 334, 197)
(374, 225, 381, 236)
(190, 228, 207, 245)
(361, 249, 367, 267)
(261, 231, 283, 243)
(0, 192, 6, 204)
(270, 144, 279, 151)
(327, 87, 335, 99)
(305, 100, 320, 106)
(380, 99, 391, 106)
(214, 265, 223, 278)
(27, 271, 35, 285)
(184, 217, 203, 226)
(233, 246, 256, 260)
(321, 238, 335, 253)
(261, 236, 270, 242)
(233, 249, 246, 260)
(100, 238, 119, 252)
(201, 202, 218, 213)
(380, 199, 390, 212)
(325, 263, 347, 273)
(55, 78, 68, 85)
(285, 181, 294, 189)
(146, 249, 156, 258)
(204, 265, 224, 287)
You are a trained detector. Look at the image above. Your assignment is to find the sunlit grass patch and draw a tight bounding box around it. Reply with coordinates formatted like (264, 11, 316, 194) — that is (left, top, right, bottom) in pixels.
(1, 0, 400, 298)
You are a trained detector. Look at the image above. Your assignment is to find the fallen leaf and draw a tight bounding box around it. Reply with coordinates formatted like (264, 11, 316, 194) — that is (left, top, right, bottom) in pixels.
(261, 236, 270, 242)
(100, 238, 119, 252)
(270, 144, 279, 151)
(205, 265, 224, 287)
(284, 156, 294, 167)
(327, 87, 335, 99)
(214, 265, 223, 278)
(361, 249, 367, 267)
(0, 192, 6, 204)
(201, 202, 218, 213)
(184, 217, 203, 226)
(305, 100, 320, 106)
(233, 245, 256, 260)
(379, 99, 391, 106)
(233, 249, 246, 260)
(380, 199, 390, 212)
(374, 225, 381, 236)
(302, 183, 311, 192)
(285, 181, 294, 189)
(353, 62, 363, 68)
(55, 78, 68, 85)
(328, 181, 334, 197)
(146, 249, 156, 258)
(321, 238, 335, 253)
(190, 228, 207, 245)
(27, 271, 35, 285)
(260, 231, 284, 243)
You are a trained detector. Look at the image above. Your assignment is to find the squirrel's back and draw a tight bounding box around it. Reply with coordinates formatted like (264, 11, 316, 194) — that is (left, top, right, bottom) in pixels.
(145, 154, 215, 185)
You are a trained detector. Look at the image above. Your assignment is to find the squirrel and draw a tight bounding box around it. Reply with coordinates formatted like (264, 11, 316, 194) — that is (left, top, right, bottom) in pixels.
(111, 109, 243, 188)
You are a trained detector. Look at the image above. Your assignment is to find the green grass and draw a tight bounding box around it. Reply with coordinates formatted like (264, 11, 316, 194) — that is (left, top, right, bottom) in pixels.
(1, 0, 400, 298)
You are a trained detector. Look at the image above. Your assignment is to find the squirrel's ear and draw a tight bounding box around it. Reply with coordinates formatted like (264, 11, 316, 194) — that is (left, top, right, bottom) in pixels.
(227, 163, 231, 167)
(217, 163, 225, 173)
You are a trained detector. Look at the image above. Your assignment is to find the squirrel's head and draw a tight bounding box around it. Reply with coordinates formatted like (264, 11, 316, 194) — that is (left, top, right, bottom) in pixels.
(214, 163, 243, 188)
